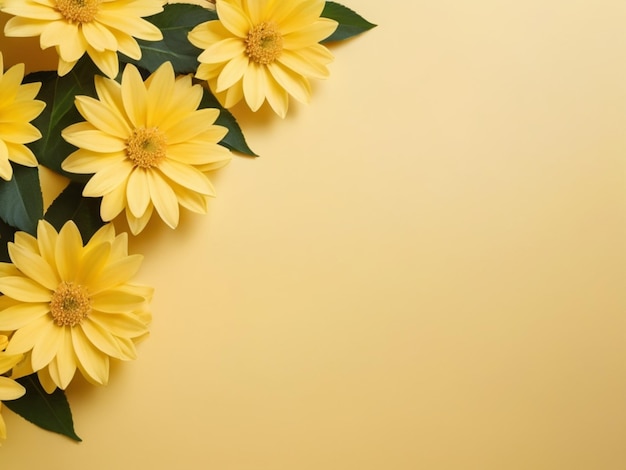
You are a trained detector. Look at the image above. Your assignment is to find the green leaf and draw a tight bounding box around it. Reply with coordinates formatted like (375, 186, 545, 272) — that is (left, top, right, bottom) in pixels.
(44, 182, 104, 242)
(322, 1, 376, 43)
(127, 3, 216, 74)
(0, 164, 43, 235)
(4, 374, 81, 442)
(0, 219, 17, 263)
(24, 57, 99, 183)
(200, 88, 257, 157)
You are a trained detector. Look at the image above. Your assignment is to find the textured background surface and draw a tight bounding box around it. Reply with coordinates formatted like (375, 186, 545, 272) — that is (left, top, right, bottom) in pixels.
(2, 1, 626, 468)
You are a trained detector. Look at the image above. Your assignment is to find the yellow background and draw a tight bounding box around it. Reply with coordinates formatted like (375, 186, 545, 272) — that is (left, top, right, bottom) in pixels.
(2, 0, 626, 468)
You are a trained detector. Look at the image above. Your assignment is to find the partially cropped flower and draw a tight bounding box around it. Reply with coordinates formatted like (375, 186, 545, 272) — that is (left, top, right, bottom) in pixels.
(0, 220, 152, 391)
(0, 336, 25, 441)
(188, 0, 338, 118)
(2, 0, 164, 78)
(61, 61, 231, 234)
(0, 52, 45, 181)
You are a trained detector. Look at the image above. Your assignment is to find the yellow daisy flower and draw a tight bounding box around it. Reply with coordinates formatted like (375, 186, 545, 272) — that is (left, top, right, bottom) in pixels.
(188, 0, 338, 118)
(0, 336, 25, 441)
(2, 0, 165, 79)
(61, 61, 231, 235)
(0, 220, 153, 391)
(0, 52, 45, 181)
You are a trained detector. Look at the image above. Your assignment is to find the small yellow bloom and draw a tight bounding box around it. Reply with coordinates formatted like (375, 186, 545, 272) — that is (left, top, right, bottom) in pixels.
(62, 61, 231, 234)
(188, 0, 338, 118)
(2, 0, 164, 78)
(0, 220, 152, 391)
(0, 335, 25, 441)
(0, 52, 45, 181)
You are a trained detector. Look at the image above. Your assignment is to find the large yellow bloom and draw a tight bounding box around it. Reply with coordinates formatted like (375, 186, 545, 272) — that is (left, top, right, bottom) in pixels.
(0, 52, 45, 181)
(0, 220, 152, 391)
(188, 0, 338, 118)
(0, 335, 25, 441)
(61, 61, 231, 235)
(2, 0, 164, 78)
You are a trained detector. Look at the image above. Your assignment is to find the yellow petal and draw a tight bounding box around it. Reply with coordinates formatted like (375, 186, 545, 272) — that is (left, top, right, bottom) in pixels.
(37, 220, 58, 272)
(282, 17, 337, 47)
(0, 302, 50, 331)
(158, 159, 213, 195)
(88, 254, 144, 295)
(91, 289, 146, 314)
(145, 62, 175, 127)
(83, 159, 132, 197)
(55, 221, 83, 282)
(161, 108, 220, 143)
(121, 64, 148, 127)
(55, 332, 77, 389)
(126, 204, 153, 235)
(87, 46, 119, 79)
(100, 183, 128, 221)
(0, 377, 25, 401)
(267, 61, 311, 104)
(216, 1, 251, 37)
(77, 240, 111, 287)
(126, 168, 151, 218)
(147, 171, 179, 229)
(74, 95, 131, 138)
(30, 321, 63, 371)
(5, 142, 39, 167)
(8, 243, 58, 290)
(62, 149, 128, 174)
(5, 315, 51, 355)
(62, 122, 127, 152)
(37, 366, 59, 393)
(89, 312, 148, 339)
(242, 62, 267, 111)
(80, 318, 123, 358)
(0, 352, 23, 376)
(198, 38, 246, 64)
(0, 276, 51, 303)
(81, 21, 118, 52)
(71, 327, 108, 385)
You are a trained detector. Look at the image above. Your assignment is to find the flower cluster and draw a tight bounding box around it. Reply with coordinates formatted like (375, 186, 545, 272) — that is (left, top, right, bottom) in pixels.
(0, 0, 373, 443)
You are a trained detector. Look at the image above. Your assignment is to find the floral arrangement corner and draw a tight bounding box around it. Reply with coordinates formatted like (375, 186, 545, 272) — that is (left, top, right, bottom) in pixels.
(0, 0, 375, 443)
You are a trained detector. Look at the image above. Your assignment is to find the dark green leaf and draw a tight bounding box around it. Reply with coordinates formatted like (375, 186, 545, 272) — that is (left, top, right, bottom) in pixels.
(24, 57, 99, 183)
(5, 374, 81, 442)
(322, 1, 376, 43)
(44, 182, 104, 242)
(0, 164, 43, 235)
(127, 3, 216, 74)
(201, 88, 257, 157)
(0, 219, 17, 262)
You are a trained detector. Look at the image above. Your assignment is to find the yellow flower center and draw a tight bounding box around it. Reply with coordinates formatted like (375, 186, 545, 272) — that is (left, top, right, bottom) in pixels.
(245, 22, 283, 65)
(126, 127, 167, 169)
(50, 281, 91, 327)
(55, 0, 100, 23)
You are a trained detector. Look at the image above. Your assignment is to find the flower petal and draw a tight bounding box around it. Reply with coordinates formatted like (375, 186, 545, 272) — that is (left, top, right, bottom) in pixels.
(0, 276, 52, 303)
(147, 171, 179, 229)
(71, 327, 109, 385)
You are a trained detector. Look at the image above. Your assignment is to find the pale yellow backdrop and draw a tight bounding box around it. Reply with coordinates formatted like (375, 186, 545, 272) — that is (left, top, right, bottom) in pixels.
(2, 1, 626, 469)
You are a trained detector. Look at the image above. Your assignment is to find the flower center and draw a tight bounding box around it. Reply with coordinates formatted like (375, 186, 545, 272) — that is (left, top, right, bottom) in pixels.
(55, 0, 100, 23)
(50, 282, 91, 327)
(245, 22, 283, 65)
(126, 127, 167, 169)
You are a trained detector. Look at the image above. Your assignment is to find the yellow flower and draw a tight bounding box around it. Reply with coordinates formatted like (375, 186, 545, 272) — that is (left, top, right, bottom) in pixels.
(0, 336, 25, 441)
(2, 0, 164, 78)
(61, 61, 231, 235)
(188, 0, 338, 118)
(0, 52, 45, 181)
(0, 220, 152, 391)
